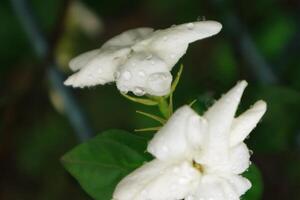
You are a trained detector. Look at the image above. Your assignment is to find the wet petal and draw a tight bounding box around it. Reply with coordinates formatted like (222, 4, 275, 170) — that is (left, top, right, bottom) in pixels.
(69, 49, 100, 71)
(113, 159, 200, 200)
(229, 143, 250, 174)
(64, 48, 130, 88)
(102, 28, 153, 49)
(145, 21, 222, 69)
(147, 105, 207, 160)
(193, 175, 239, 200)
(230, 100, 267, 147)
(224, 174, 251, 196)
(202, 81, 248, 161)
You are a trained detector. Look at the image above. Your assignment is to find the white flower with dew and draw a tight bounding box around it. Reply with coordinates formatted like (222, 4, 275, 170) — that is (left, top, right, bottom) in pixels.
(64, 21, 222, 96)
(113, 80, 267, 200)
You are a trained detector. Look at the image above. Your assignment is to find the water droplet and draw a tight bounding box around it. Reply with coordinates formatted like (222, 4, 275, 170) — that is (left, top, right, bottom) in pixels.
(113, 71, 120, 79)
(138, 71, 146, 77)
(170, 54, 175, 59)
(119, 86, 128, 93)
(186, 23, 194, 30)
(173, 167, 180, 173)
(88, 74, 94, 80)
(178, 178, 188, 184)
(249, 150, 253, 155)
(151, 60, 155, 65)
(122, 71, 131, 80)
(97, 68, 102, 74)
(147, 72, 172, 94)
(162, 145, 169, 152)
(145, 54, 153, 60)
(197, 16, 206, 21)
(141, 190, 147, 196)
(163, 36, 168, 41)
(186, 195, 195, 200)
(133, 87, 145, 96)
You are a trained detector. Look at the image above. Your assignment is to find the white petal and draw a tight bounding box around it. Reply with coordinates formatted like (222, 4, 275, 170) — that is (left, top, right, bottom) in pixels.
(64, 48, 130, 88)
(147, 105, 207, 160)
(194, 175, 239, 200)
(102, 28, 153, 49)
(115, 53, 172, 96)
(201, 81, 247, 162)
(113, 159, 200, 200)
(230, 100, 267, 147)
(144, 21, 222, 69)
(69, 49, 100, 71)
(64, 21, 222, 95)
(224, 174, 252, 196)
(229, 143, 250, 174)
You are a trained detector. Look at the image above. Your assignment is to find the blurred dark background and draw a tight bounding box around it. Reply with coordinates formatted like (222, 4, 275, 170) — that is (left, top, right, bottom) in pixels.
(1, 0, 300, 199)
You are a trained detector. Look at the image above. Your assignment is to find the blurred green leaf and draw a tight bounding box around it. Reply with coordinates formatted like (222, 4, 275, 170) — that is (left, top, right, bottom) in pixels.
(256, 15, 295, 59)
(212, 42, 238, 86)
(61, 129, 151, 200)
(17, 113, 74, 177)
(247, 86, 300, 152)
(242, 164, 263, 200)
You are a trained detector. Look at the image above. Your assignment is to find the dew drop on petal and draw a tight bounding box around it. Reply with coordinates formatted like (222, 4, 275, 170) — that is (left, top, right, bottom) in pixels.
(138, 71, 146, 77)
(145, 54, 153, 60)
(178, 178, 188, 184)
(113, 71, 120, 79)
(173, 167, 180, 173)
(197, 16, 206, 21)
(162, 145, 169, 153)
(122, 71, 132, 80)
(186, 23, 194, 30)
(170, 54, 176, 59)
(133, 87, 145, 96)
(97, 68, 103, 74)
(119, 86, 129, 93)
(88, 74, 94, 80)
(185, 195, 195, 200)
(249, 150, 253, 155)
(141, 190, 148, 196)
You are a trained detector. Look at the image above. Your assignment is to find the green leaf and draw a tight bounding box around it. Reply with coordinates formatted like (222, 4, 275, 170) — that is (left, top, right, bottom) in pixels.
(242, 164, 263, 200)
(61, 129, 151, 200)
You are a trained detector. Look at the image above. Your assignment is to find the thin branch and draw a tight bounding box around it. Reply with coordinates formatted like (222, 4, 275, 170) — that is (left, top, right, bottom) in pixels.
(11, 0, 94, 142)
(136, 110, 166, 124)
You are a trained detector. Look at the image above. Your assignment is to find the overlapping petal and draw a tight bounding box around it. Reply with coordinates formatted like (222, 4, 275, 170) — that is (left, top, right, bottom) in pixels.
(64, 21, 222, 96)
(113, 160, 200, 200)
(147, 105, 207, 161)
(113, 80, 266, 200)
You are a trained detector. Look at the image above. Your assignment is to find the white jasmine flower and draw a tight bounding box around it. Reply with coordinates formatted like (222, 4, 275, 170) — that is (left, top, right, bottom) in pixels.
(64, 21, 222, 96)
(113, 80, 267, 200)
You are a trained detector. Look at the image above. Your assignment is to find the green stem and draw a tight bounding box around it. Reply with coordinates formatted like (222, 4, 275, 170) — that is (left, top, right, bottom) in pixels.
(158, 97, 170, 119)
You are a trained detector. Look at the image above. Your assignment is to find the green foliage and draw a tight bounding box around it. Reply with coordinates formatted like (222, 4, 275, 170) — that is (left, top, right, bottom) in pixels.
(242, 165, 263, 200)
(17, 113, 74, 177)
(212, 42, 238, 86)
(247, 86, 300, 152)
(256, 15, 295, 59)
(61, 129, 152, 200)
